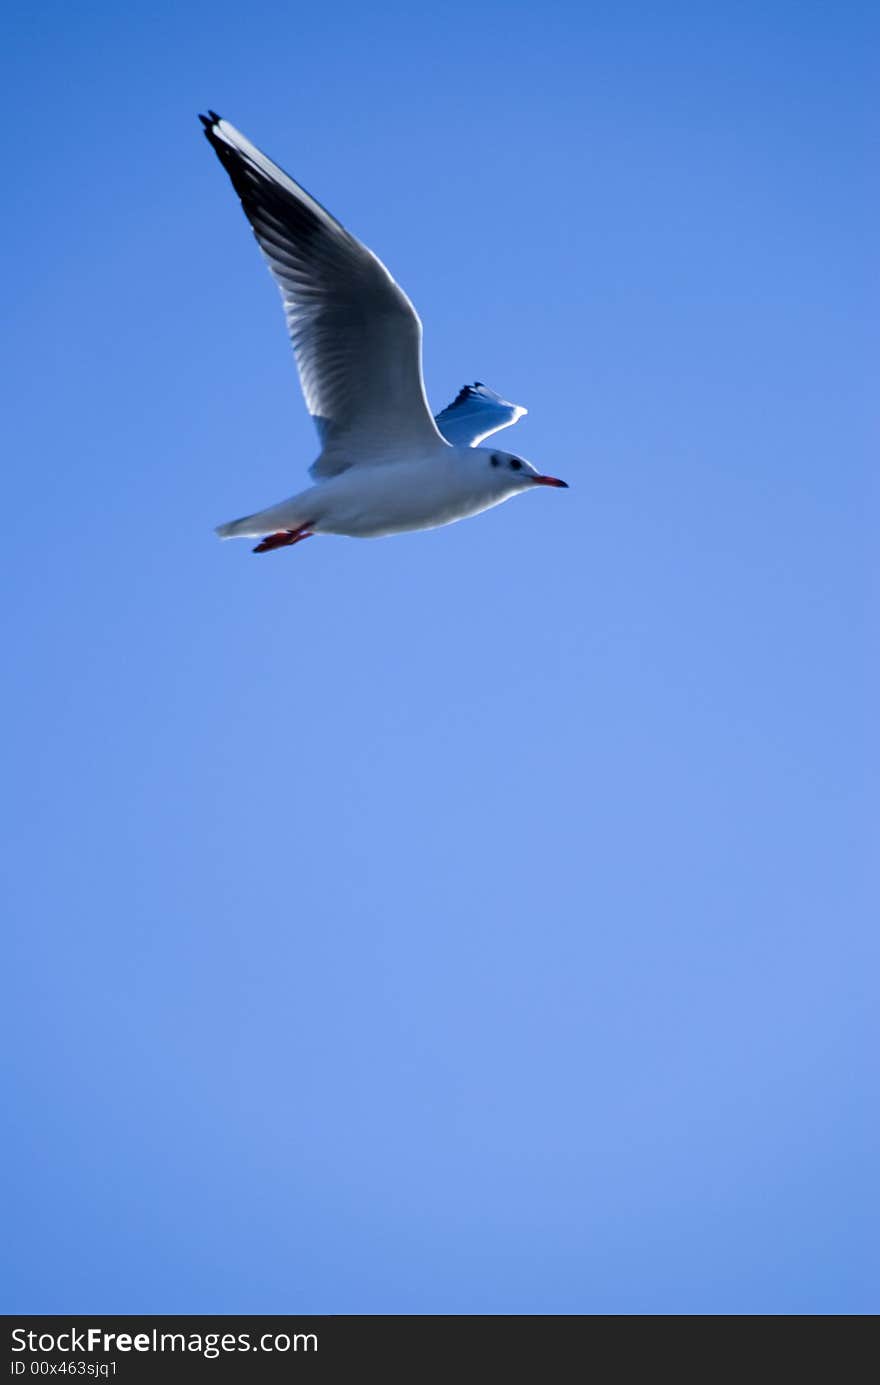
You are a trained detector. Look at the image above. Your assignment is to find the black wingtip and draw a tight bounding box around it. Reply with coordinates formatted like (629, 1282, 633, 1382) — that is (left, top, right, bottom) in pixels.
(198, 110, 222, 130)
(447, 381, 488, 409)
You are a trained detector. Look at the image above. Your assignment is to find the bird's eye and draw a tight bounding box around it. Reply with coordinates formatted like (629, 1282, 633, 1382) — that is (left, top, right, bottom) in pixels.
(490, 455, 500, 467)
(510, 458, 522, 471)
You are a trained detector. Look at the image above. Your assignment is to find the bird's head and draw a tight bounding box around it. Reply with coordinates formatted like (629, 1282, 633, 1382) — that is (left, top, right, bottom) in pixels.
(480, 448, 569, 493)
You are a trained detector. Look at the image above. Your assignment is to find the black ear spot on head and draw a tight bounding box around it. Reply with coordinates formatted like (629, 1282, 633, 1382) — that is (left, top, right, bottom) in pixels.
(510, 458, 522, 471)
(490, 454, 500, 467)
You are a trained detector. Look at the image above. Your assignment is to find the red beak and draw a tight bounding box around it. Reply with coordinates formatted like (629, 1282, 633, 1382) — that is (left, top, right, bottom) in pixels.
(531, 474, 569, 488)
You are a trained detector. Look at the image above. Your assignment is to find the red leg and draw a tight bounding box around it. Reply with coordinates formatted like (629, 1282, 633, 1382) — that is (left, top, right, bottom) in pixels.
(253, 524, 315, 554)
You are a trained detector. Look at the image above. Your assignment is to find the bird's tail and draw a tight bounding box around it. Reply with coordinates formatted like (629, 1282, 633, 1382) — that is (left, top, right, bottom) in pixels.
(215, 516, 252, 539)
(215, 494, 312, 540)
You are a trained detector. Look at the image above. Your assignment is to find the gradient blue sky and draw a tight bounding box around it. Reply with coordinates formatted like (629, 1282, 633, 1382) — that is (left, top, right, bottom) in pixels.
(3, 0, 876, 1314)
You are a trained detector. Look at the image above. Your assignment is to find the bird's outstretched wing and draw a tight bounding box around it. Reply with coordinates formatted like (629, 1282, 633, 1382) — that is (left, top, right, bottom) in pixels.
(434, 382, 527, 447)
(200, 113, 446, 477)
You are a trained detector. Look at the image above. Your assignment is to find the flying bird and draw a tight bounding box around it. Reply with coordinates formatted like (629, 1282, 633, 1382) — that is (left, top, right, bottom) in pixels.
(200, 113, 568, 554)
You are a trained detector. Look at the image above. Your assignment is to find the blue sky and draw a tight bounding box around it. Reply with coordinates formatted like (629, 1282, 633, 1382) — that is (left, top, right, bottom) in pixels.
(3, 0, 876, 1313)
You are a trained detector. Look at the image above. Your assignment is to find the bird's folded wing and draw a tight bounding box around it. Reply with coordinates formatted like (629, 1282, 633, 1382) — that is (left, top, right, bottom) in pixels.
(434, 382, 527, 447)
(200, 114, 445, 476)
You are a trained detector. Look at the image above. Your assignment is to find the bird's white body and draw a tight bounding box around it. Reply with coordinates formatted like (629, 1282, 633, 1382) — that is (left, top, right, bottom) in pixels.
(200, 114, 568, 552)
(218, 444, 530, 540)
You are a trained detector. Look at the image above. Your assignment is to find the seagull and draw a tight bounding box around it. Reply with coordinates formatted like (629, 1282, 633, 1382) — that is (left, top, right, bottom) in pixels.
(200, 113, 568, 554)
